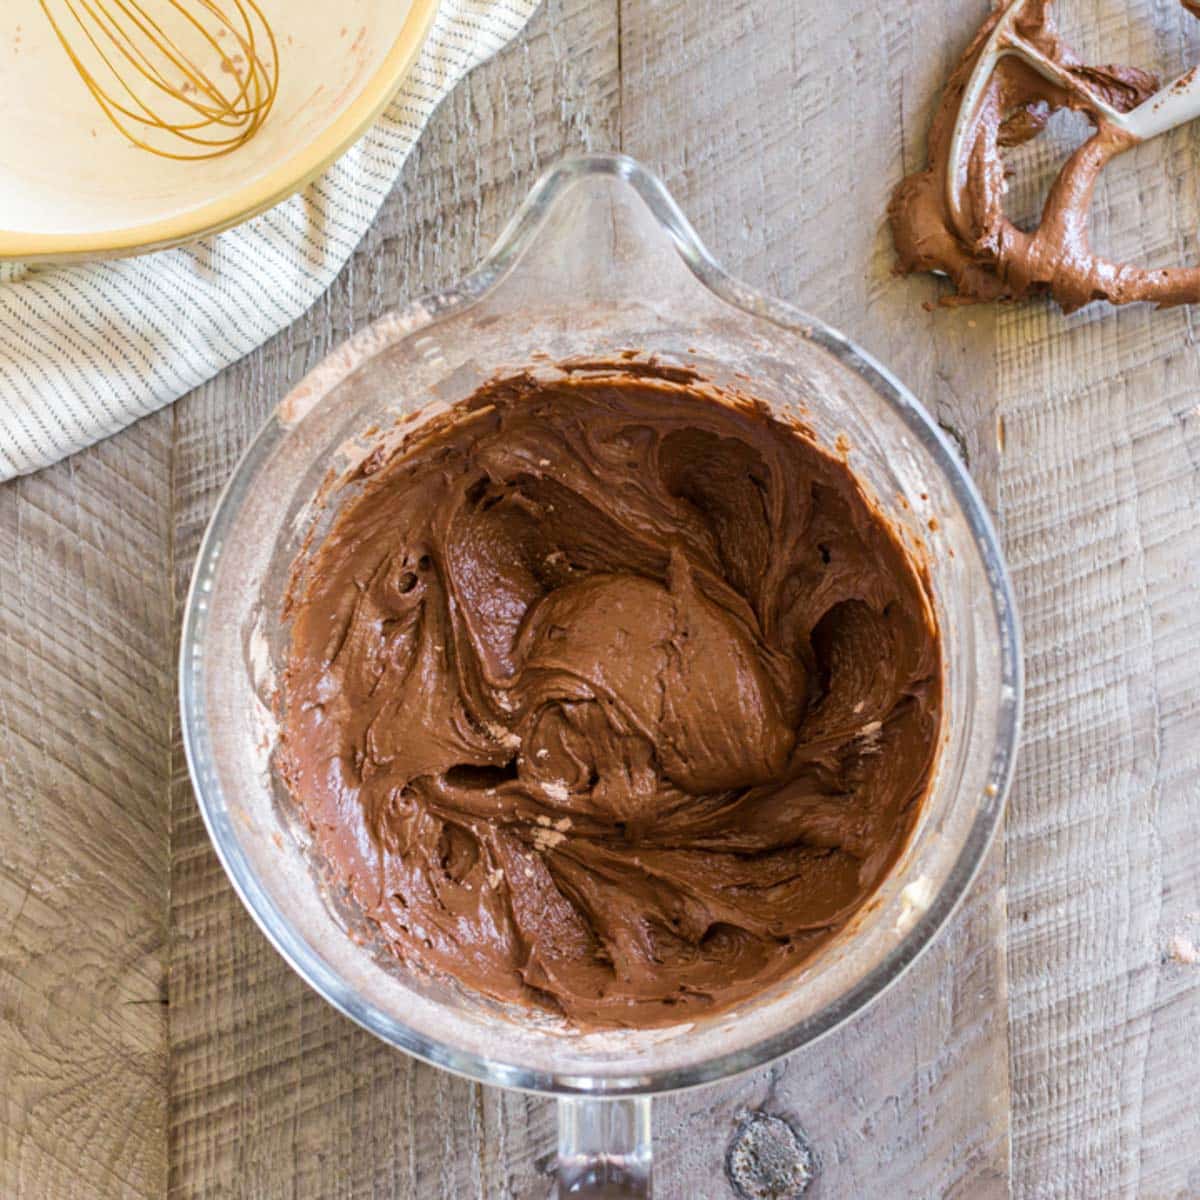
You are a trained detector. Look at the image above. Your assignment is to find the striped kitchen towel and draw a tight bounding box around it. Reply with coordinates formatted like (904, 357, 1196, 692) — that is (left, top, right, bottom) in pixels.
(0, 0, 540, 480)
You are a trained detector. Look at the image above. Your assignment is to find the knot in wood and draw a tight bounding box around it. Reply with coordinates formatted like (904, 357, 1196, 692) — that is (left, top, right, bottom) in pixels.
(725, 1111, 815, 1200)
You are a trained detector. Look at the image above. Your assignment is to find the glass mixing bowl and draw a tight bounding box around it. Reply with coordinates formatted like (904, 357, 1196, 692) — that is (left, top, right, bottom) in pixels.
(180, 154, 1022, 1195)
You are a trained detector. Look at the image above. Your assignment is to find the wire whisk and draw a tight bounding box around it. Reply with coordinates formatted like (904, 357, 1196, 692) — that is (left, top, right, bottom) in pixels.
(39, 0, 280, 161)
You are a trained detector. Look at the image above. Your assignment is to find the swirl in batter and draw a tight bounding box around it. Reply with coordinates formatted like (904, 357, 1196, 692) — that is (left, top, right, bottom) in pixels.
(280, 366, 942, 1026)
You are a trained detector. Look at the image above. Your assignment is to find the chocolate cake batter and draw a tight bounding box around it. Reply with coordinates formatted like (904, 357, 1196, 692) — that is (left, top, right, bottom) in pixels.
(889, 0, 1200, 311)
(279, 367, 942, 1026)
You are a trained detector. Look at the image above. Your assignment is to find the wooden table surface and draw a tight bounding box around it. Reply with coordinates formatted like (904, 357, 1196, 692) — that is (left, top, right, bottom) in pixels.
(3, 1, 1199, 1196)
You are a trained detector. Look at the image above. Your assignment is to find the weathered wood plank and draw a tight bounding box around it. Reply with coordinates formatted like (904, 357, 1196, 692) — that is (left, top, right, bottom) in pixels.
(620, 0, 1011, 1194)
(4, 0, 1194, 1194)
(166, 3, 618, 1196)
(0, 412, 173, 1198)
(996, 4, 1200, 1195)
(652, 856, 1010, 1199)
(1002, 356, 1200, 1200)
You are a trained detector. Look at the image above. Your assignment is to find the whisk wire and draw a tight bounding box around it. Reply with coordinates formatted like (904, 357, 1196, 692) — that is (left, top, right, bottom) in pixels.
(56, 0, 227, 131)
(39, 0, 279, 160)
(97, 0, 262, 134)
(96, 0, 239, 118)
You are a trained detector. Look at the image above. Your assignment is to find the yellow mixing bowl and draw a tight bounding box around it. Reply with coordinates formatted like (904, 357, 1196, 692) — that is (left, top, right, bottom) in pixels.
(0, 0, 440, 262)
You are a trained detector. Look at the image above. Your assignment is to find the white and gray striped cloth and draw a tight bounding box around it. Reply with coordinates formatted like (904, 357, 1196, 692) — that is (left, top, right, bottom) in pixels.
(0, 0, 539, 480)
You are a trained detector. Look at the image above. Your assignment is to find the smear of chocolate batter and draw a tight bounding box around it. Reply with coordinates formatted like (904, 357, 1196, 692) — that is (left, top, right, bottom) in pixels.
(279, 367, 942, 1027)
(889, 0, 1200, 311)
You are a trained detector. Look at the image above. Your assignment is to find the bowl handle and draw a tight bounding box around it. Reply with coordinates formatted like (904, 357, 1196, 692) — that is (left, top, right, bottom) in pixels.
(556, 1096, 652, 1197)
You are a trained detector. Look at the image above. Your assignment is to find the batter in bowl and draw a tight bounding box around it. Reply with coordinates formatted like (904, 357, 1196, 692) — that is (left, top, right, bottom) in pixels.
(279, 364, 942, 1026)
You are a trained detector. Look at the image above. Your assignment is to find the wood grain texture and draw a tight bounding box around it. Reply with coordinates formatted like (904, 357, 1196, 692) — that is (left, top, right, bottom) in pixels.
(651, 860, 1010, 1199)
(166, 3, 617, 1196)
(618, 1, 1013, 1195)
(0, 412, 173, 1199)
(3, 0, 1200, 1195)
(997, 4, 1200, 1196)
